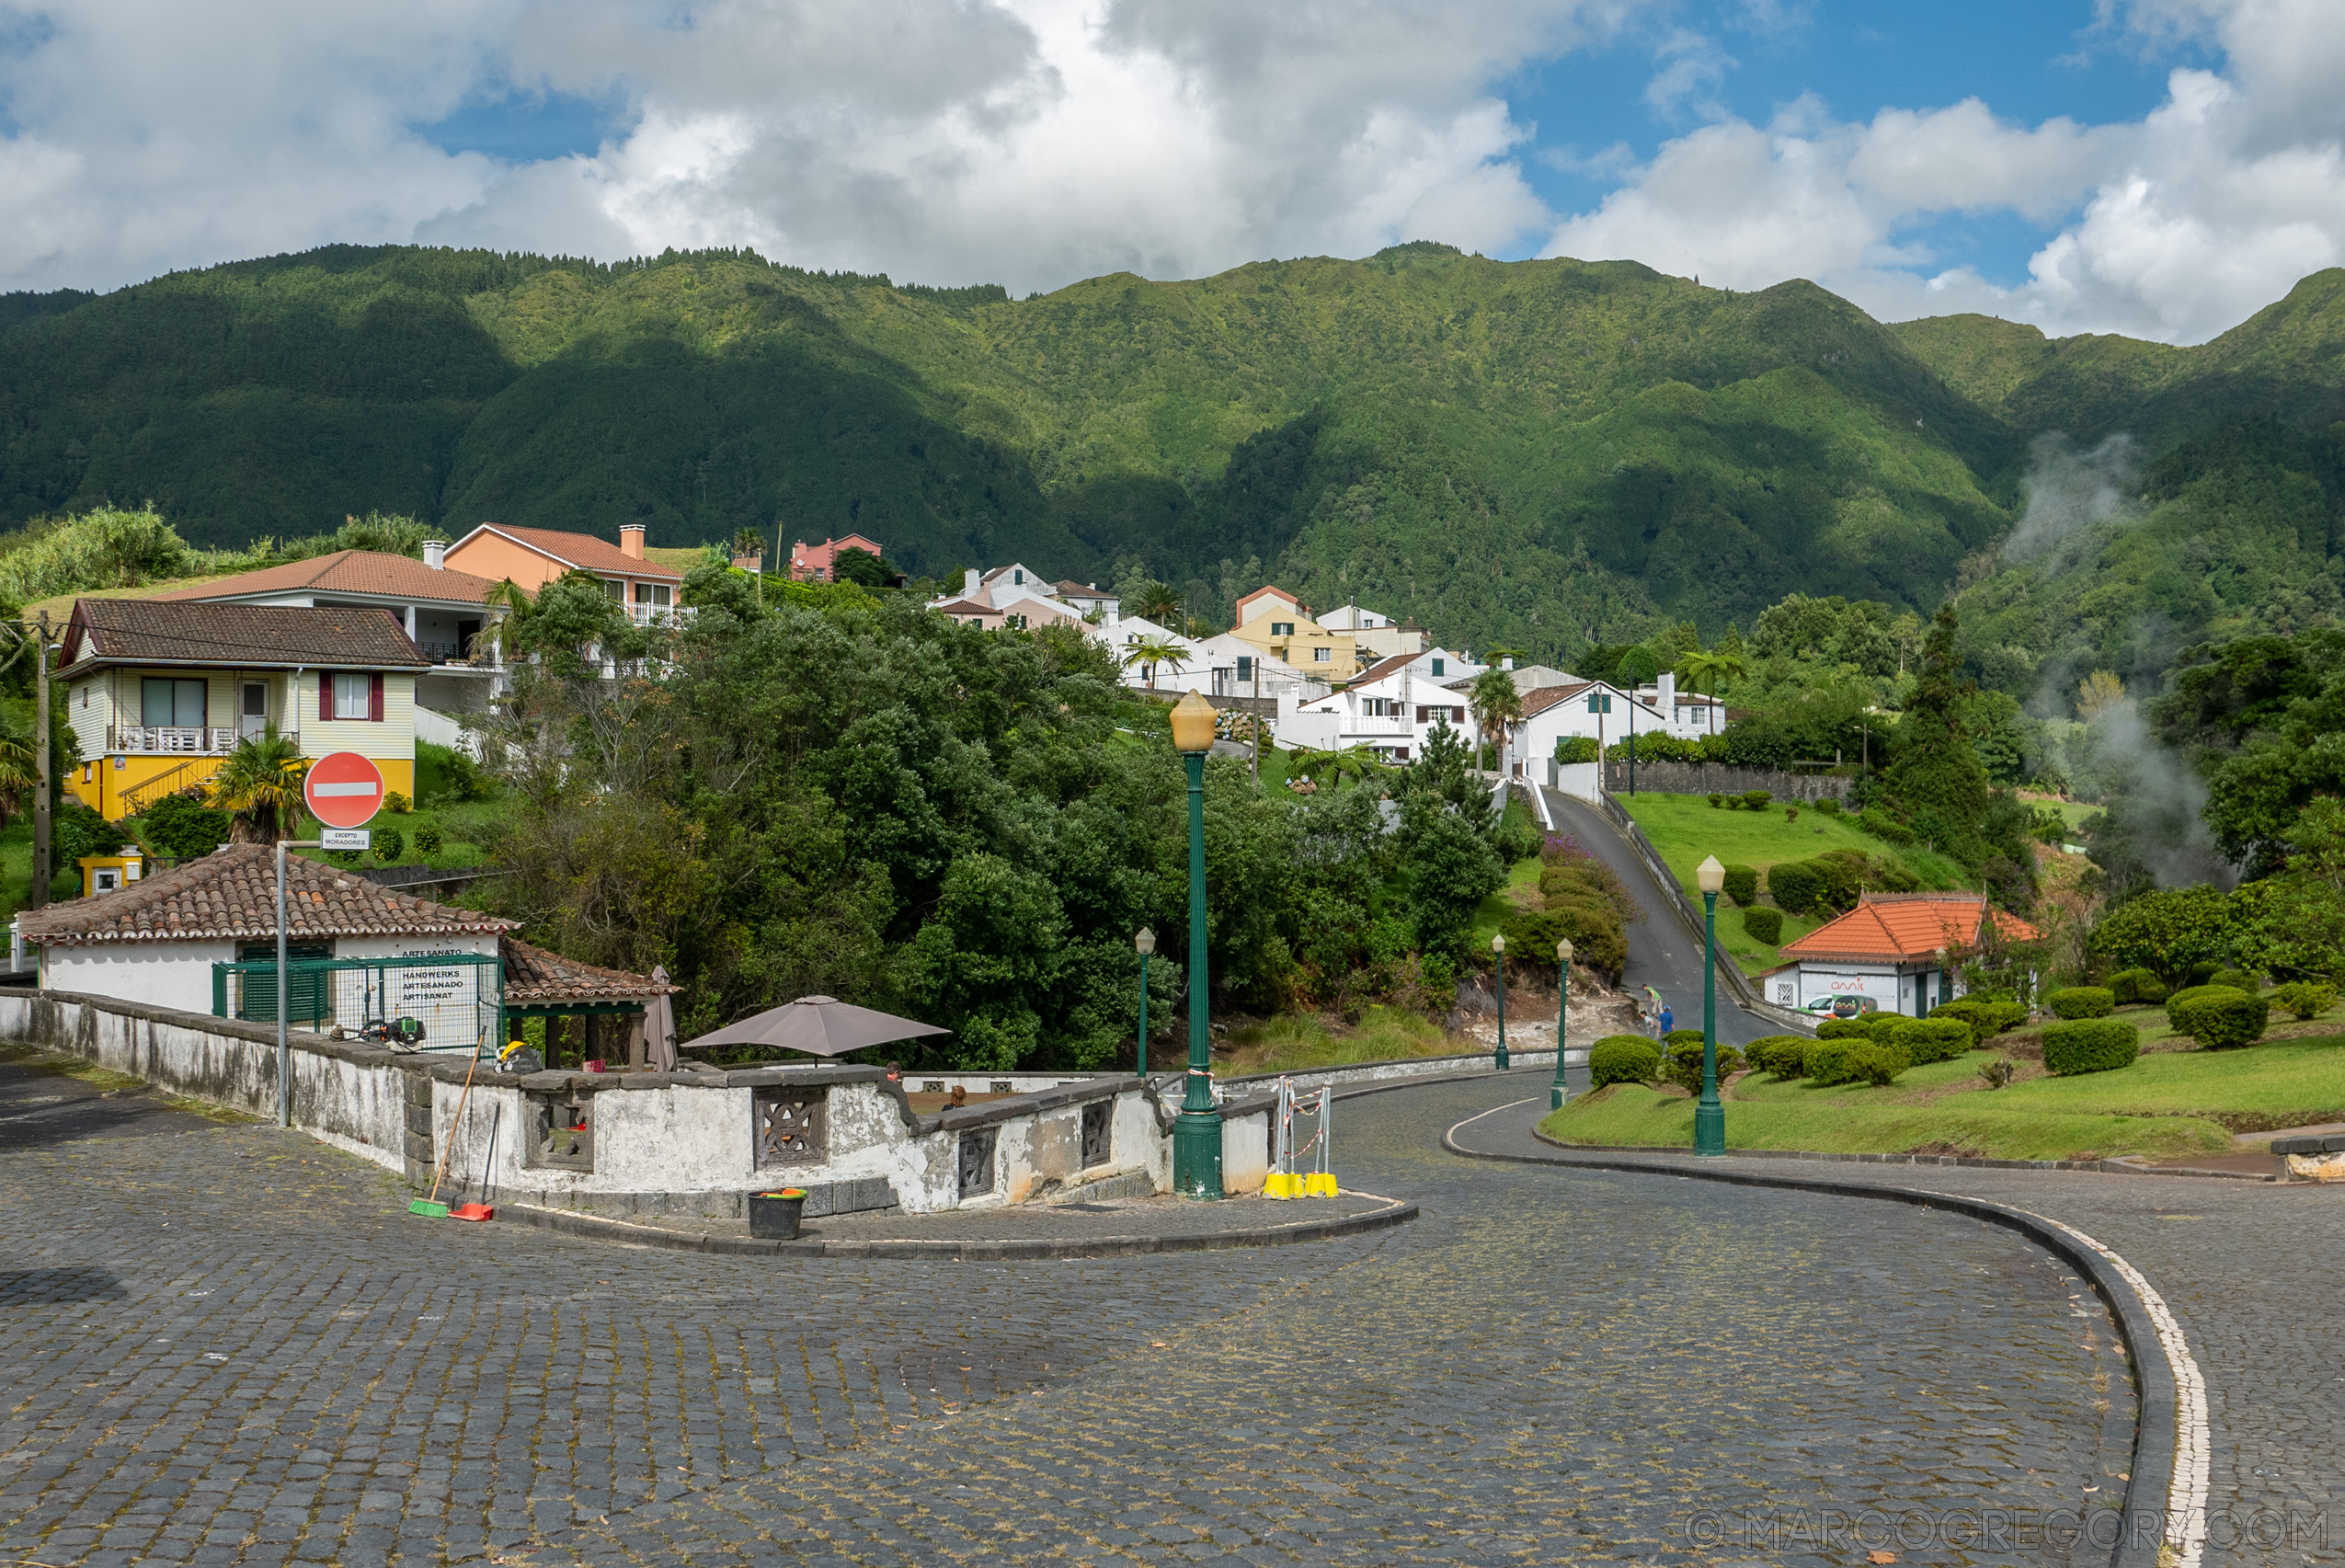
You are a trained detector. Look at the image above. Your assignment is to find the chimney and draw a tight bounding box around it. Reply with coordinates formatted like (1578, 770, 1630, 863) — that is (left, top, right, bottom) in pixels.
(620, 524, 646, 560)
(1658, 670, 1676, 711)
(1502, 656, 1516, 671)
(963, 567, 982, 601)
(421, 540, 446, 570)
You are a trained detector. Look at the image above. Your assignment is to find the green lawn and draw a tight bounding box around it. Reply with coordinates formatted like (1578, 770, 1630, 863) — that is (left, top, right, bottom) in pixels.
(1220, 1005, 1463, 1076)
(1541, 1034, 2345, 1159)
(1618, 793, 1971, 975)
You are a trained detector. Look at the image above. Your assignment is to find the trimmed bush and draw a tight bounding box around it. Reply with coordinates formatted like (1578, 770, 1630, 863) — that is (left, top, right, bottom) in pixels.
(1785, 806, 1800, 823)
(383, 790, 413, 815)
(1553, 735, 1600, 764)
(1814, 796, 1842, 816)
(1856, 807, 1915, 844)
(1721, 863, 1757, 907)
(1662, 1037, 1744, 1093)
(1808, 1038, 1907, 1087)
(413, 820, 444, 857)
(2042, 1019, 2141, 1076)
(1707, 793, 1724, 808)
(1741, 790, 1772, 810)
(1815, 1014, 1890, 1042)
(372, 825, 404, 864)
(2272, 980, 2338, 1021)
(1744, 1036, 1811, 1079)
(1589, 1036, 1662, 1089)
(2209, 967, 2263, 993)
(1882, 1015, 1973, 1065)
(2047, 986, 2115, 1020)
(1766, 860, 1823, 915)
(2166, 986, 2270, 1050)
(2107, 967, 2169, 1006)
(1740, 907, 1783, 945)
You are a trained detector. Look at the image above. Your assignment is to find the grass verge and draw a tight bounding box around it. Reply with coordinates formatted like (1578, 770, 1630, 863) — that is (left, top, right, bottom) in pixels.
(1218, 1006, 1465, 1076)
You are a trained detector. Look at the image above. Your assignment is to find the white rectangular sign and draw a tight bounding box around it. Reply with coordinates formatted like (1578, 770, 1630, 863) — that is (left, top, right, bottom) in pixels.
(320, 829, 372, 851)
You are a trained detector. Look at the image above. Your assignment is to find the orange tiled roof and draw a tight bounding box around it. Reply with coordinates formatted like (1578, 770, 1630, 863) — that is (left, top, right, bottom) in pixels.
(461, 525, 685, 581)
(154, 550, 498, 605)
(1779, 894, 2041, 964)
(501, 936, 675, 1004)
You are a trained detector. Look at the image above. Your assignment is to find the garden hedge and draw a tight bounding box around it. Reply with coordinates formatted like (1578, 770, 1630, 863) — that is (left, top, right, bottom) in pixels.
(1815, 1014, 1890, 1041)
(1881, 1015, 1973, 1064)
(2166, 986, 2270, 1050)
(2107, 967, 2169, 1006)
(2042, 1019, 2141, 1076)
(1807, 1038, 1907, 1087)
(1765, 860, 1822, 914)
(1661, 1037, 1744, 1093)
(1740, 907, 1783, 945)
(2273, 980, 2338, 1021)
(1744, 1036, 1811, 1079)
(1721, 863, 1758, 907)
(2047, 986, 2115, 1020)
(1923, 997, 2023, 1047)
(2209, 967, 2264, 994)
(1589, 1036, 1662, 1089)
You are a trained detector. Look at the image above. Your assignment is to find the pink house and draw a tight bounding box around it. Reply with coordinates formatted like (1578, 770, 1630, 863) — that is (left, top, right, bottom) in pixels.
(787, 533, 886, 582)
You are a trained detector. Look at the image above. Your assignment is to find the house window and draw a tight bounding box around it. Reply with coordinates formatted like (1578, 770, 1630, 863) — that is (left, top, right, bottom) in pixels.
(1012, 569, 1024, 585)
(634, 582, 672, 608)
(1431, 658, 1445, 676)
(141, 678, 206, 728)
(1270, 622, 1294, 636)
(1237, 656, 1253, 681)
(1312, 647, 1331, 663)
(602, 578, 623, 601)
(1451, 706, 1465, 723)
(332, 673, 372, 719)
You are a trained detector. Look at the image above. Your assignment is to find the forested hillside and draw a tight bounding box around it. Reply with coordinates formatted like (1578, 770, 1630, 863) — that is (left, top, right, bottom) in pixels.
(5, 243, 2344, 687)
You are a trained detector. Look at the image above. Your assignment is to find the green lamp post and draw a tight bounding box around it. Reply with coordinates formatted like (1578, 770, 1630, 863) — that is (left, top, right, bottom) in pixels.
(1695, 854, 1726, 1156)
(1169, 691, 1224, 1198)
(1551, 937, 1573, 1110)
(1134, 926, 1154, 1079)
(1492, 933, 1509, 1070)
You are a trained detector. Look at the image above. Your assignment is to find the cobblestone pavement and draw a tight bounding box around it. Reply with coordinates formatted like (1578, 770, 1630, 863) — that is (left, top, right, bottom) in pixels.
(1451, 1092, 2345, 1567)
(0, 1043, 234, 1150)
(3, 1065, 2147, 1567)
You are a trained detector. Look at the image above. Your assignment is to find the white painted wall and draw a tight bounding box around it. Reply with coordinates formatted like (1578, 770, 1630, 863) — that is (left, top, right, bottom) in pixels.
(40, 940, 234, 1015)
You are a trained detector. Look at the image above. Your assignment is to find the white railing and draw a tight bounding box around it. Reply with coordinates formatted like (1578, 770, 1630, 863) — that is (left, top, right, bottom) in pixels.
(623, 603, 693, 628)
(110, 727, 237, 755)
(1334, 717, 1413, 738)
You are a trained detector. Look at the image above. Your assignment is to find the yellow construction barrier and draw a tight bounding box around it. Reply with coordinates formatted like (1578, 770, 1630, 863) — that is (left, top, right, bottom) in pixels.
(1268, 1078, 1338, 1198)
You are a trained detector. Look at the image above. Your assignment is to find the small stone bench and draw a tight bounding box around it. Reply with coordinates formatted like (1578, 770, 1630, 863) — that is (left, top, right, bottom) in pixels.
(2270, 1133, 2345, 1183)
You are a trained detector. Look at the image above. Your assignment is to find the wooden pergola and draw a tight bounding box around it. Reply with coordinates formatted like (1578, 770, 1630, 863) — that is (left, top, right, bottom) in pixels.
(498, 936, 679, 1069)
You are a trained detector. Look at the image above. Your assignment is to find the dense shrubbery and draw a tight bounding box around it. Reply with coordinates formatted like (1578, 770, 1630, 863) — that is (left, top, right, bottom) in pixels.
(138, 791, 231, 857)
(2165, 986, 2271, 1050)
(1925, 997, 2026, 1047)
(1881, 1015, 1973, 1064)
(2047, 986, 2115, 1020)
(1721, 863, 1757, 906)
(1552, 736, 1599, 764)
(2042, 1020, 2141, 1076)
(1589, 1036, 1662, 1090)
(2107, 968, 2169, 1006)
(1744, 1036, 1811, 1078)
(1807, 1037, 1907, 1087)
(1814, 1015, 1887, 1042)
(1740, 907, 1783, 945)
(1517, 833, 1640, 982)
(2272, 980, 2337, 1020)
(2208, 967, 2263, 993)
(1661, 1036, 1744, 1093)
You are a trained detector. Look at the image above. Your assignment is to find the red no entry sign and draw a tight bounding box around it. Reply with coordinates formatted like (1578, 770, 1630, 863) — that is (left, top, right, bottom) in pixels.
(304, 751, 386, 830)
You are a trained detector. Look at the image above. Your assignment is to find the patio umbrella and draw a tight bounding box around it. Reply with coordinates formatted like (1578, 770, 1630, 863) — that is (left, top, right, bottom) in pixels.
(646, 965, 680, 1071)
(679, 995, 951, 1059)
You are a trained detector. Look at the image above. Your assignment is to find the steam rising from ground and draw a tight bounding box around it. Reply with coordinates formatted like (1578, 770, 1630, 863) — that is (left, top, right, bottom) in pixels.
(2078, 698, 2237, 891)
(2004, 432, 2140, 563)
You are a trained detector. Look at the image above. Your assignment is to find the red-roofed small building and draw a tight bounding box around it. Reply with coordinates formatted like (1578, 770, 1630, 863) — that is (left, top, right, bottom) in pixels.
(787, 533, 885, 582)
(1767, 893, 2042, 1018)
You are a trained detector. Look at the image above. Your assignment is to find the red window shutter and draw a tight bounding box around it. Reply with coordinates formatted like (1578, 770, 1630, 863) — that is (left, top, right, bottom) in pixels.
(319, 674, 332, 721)
(369, 673, 383, 722)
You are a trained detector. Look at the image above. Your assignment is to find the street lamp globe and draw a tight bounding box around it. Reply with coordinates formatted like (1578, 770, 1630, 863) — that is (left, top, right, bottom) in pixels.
(1492, 933, 1505, 955)
(1556, 938, 1573, 965)
(1169, 690, 1218, 753)
(1135, 927, 1155, 956)
(1697, 855, 1726, 896)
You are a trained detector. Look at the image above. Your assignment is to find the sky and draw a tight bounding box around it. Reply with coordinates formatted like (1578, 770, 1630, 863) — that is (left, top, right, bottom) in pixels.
(1, 0, 2339, 343)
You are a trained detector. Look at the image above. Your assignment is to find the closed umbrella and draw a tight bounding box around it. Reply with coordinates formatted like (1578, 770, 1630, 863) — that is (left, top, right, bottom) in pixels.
(680, 995, 950, 1059)
(646, 965, 679, 1071)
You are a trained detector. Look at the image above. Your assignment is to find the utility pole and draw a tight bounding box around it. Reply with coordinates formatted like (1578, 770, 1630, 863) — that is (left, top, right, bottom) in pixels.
(30, 612, 51, 910)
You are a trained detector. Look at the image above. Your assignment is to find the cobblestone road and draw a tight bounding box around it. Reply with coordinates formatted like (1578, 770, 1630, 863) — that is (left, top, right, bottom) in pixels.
(4, 1067, 2151, 1567)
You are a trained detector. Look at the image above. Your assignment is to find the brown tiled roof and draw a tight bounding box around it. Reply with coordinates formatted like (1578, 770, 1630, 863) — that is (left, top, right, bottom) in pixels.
(458, 524, 685, 581)
(1350, 652, 1420, 687)
(61, 599, 431, 671)
(153, 550, 499, 606)
(19, 843, 517, 947)
(1518, 681, 1596, 716)
(501, 936, 677, 1004)
(1779, 894, 2042, 965)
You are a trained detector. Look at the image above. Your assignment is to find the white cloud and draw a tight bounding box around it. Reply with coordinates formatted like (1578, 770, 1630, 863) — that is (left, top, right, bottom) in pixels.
(1541, 1, 2345, 342)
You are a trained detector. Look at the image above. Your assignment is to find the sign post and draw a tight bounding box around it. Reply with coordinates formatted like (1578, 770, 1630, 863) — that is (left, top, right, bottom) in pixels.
(278, 753, 386, 1126)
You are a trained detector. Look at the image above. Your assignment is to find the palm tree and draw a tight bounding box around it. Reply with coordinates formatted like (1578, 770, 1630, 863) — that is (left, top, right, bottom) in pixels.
(1122, 636, 1188, 690)
(1676, 649, 1749, 735)
(477, 578, 534, 666)
(1296, 743, 1378, 792)
(1466, 666, 1525, 773)
(209, 727, 309, 843)
(1132, 581, 1183, 627)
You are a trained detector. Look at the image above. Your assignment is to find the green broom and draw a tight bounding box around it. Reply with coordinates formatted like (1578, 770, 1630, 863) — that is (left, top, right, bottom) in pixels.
(409, 1047, 484, 1218)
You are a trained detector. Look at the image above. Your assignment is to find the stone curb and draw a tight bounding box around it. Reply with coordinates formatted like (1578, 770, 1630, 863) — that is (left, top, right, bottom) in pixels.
(1532, 1133, 2271, 1181)
(495, 1192, 1418, 1260)
(1441, 1119, 2174, 1568)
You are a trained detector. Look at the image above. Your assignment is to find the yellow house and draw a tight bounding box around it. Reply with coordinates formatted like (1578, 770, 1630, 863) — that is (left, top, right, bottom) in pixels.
(1228, 586, 1362, 681)
(60, 598, 433, 821)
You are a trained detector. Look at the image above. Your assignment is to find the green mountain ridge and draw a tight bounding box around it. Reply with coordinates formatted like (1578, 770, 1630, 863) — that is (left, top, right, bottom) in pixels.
(5, 244, 2344, 681)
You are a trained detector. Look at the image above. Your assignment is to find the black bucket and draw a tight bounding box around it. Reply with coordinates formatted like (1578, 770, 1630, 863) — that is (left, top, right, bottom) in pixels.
(748, 1189, 807, 1240)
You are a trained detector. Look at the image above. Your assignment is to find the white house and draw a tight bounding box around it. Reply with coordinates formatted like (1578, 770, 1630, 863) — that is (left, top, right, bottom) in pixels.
(1092, 614, 1214, 690)
(1194, 632, 1331, 703)
(1767, 895, 2043, 1019)
(1317, 603, 1428, 662)
(1504, 680, 1673, 783)
(1279, 648, 1485, 761)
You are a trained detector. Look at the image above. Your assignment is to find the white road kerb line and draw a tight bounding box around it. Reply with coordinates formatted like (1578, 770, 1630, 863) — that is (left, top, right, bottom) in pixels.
(1447, 1099, 1542, 1140)
(1931, 1196, 2210, 1568)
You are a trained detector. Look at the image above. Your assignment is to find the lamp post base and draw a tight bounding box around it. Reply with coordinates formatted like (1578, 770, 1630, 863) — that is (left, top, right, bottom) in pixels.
(1550, 1085, 1565, 1111)
(1694, 1098, 1726, 1156)
(1172, 1112, 1224, 1198)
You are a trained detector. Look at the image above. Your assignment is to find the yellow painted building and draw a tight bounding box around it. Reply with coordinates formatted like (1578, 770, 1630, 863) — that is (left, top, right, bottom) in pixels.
(1228, 586, 1362, 681)
(60, 598, 432, 821)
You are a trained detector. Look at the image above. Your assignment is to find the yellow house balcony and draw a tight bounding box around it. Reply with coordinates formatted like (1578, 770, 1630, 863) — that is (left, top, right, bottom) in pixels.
(108, 725, 240, 755)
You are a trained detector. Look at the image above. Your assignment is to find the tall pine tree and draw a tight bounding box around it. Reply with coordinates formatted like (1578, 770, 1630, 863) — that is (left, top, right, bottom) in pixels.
(1881, 605, 1994, 862)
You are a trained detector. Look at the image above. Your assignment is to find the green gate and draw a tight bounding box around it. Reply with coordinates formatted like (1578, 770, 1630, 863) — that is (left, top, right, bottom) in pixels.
(213, 952, 504, 1055)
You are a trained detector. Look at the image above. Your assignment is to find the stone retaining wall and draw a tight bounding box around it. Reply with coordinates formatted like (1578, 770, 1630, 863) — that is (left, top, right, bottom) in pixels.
(1602, 762, 1851, 801)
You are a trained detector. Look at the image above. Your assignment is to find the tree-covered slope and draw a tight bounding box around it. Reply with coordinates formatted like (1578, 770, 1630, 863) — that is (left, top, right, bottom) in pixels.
(6, 243, 2345, 665)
